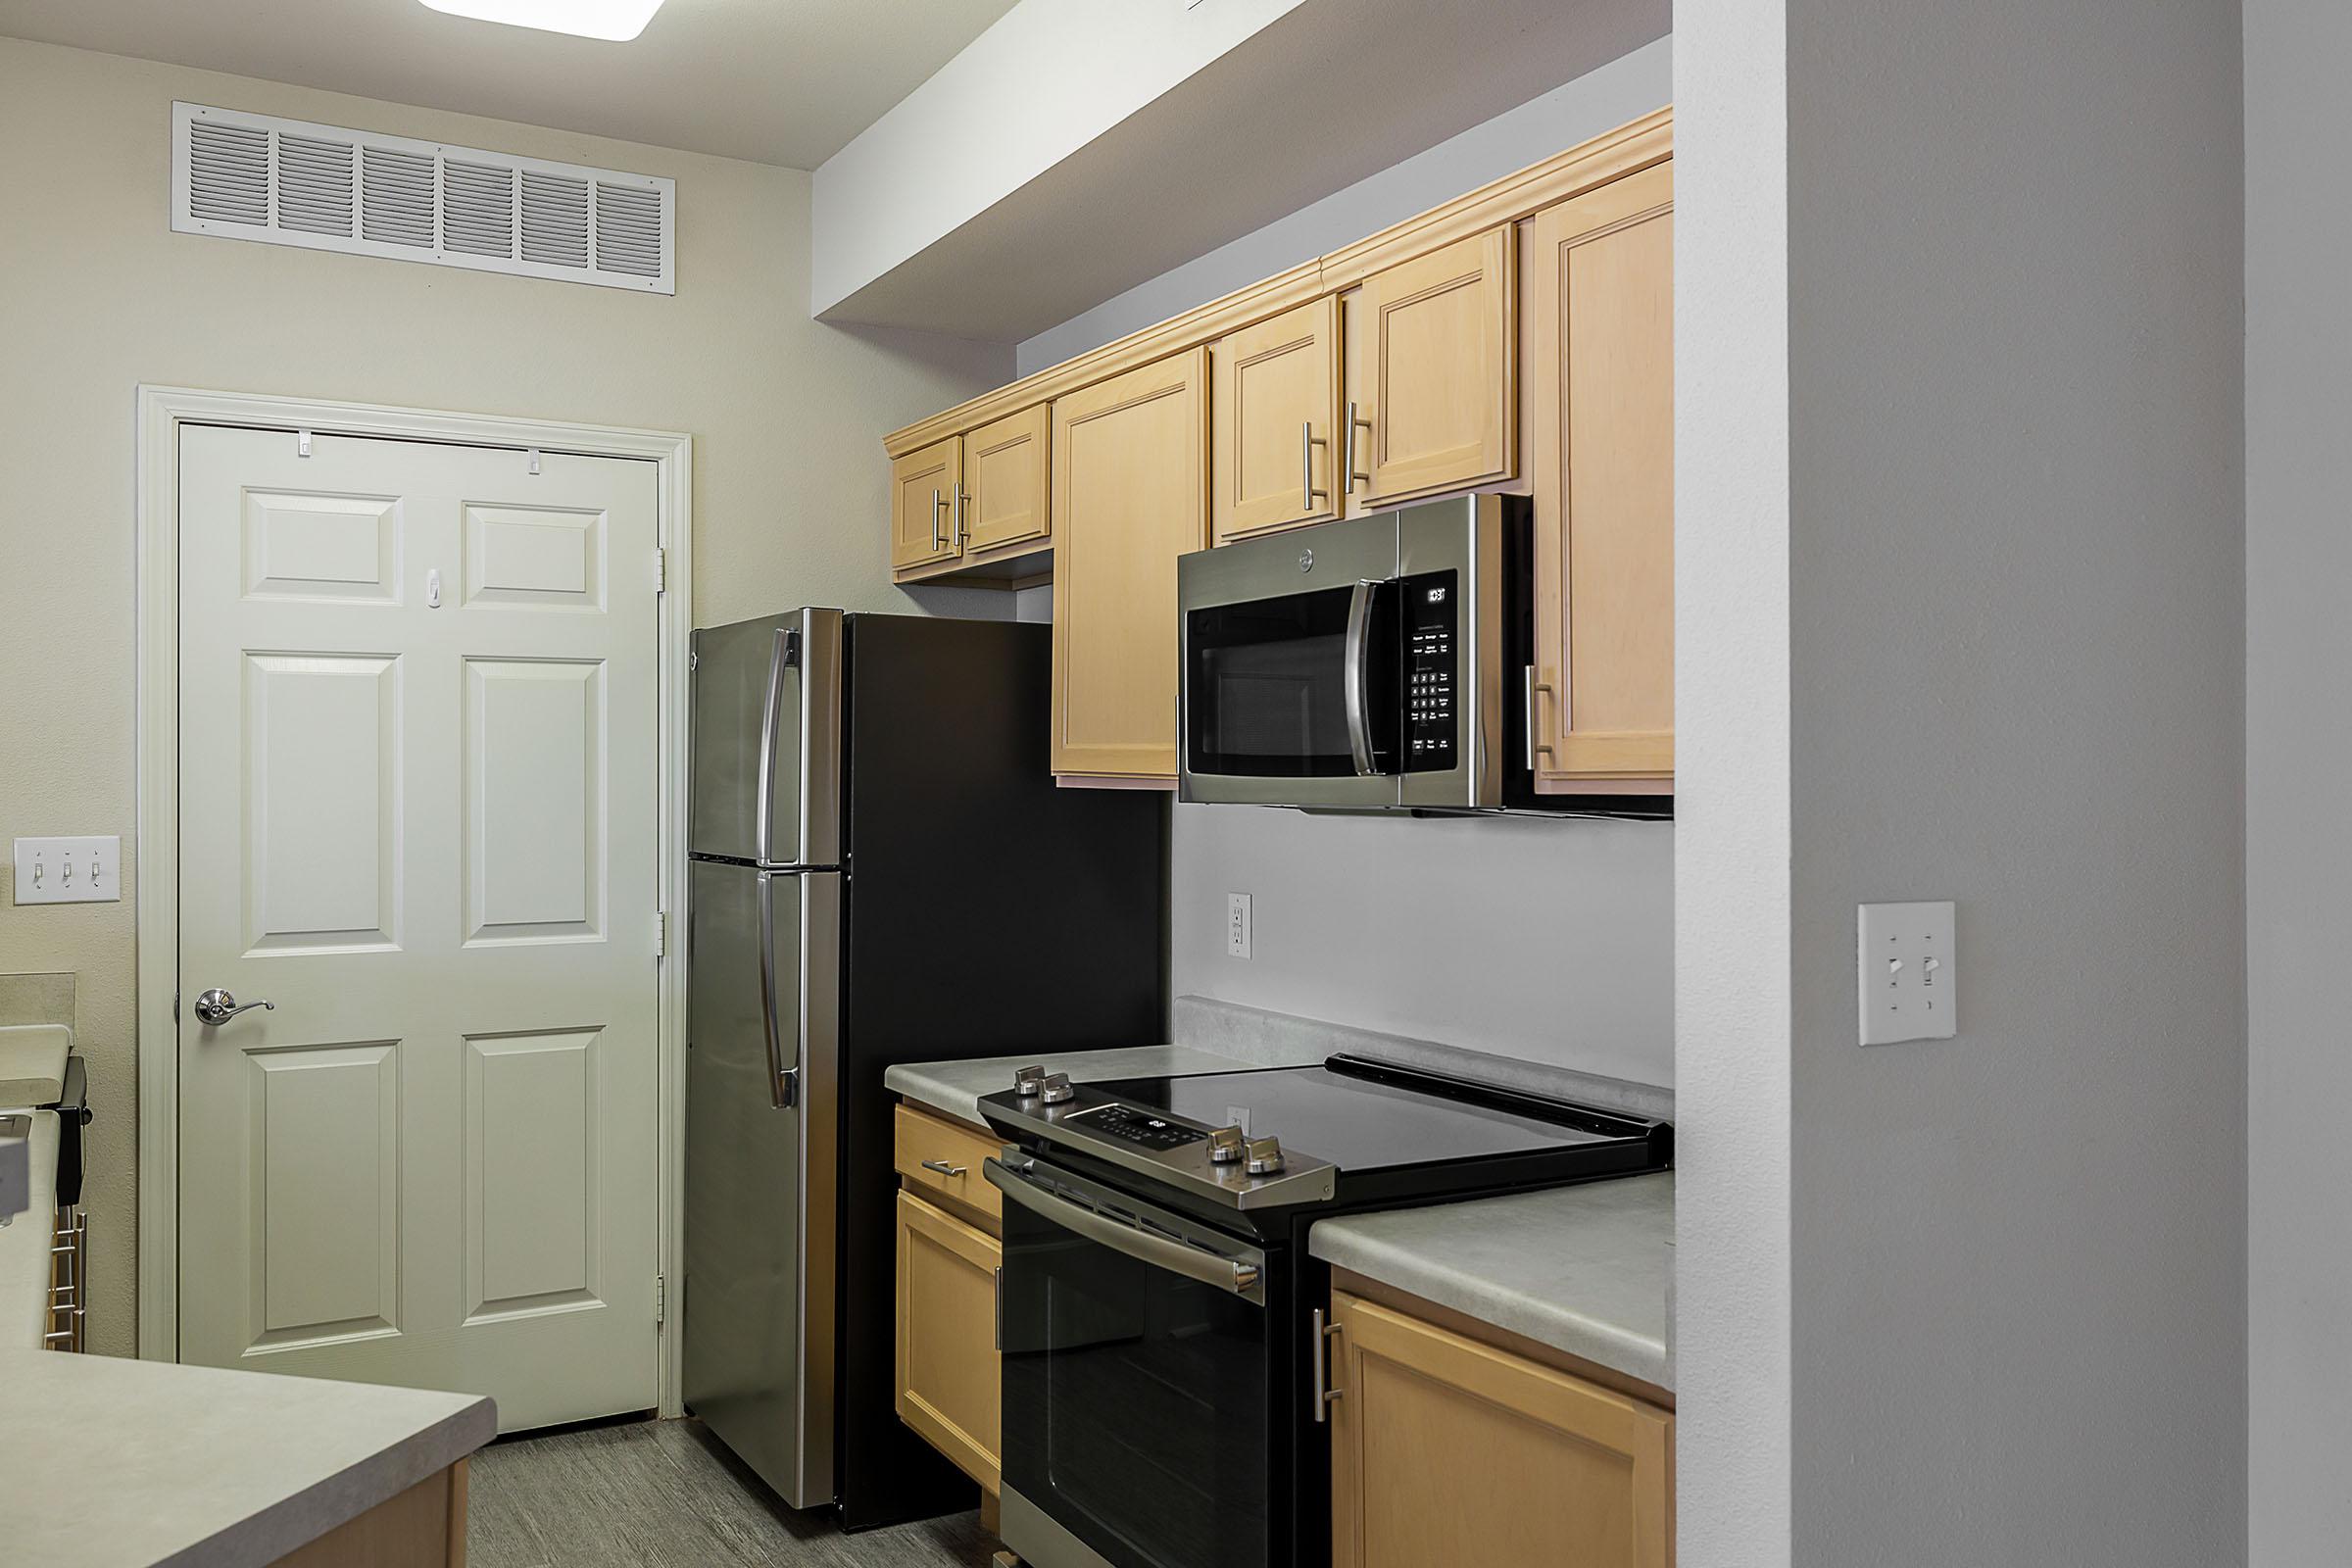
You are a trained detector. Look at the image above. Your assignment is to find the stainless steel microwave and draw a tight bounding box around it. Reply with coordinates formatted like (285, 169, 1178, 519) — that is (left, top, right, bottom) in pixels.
(1178, 494, 1533, 812)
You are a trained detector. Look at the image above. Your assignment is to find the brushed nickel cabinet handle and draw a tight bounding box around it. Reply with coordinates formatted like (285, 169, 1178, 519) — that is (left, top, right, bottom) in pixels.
(1347, 400, 1374, 492)
(1301, 420, 1330, 512)
(1526, 665, 1558, 770)
(1312, 1306, 1344, 1421)
(919, 1158, 967, 1177)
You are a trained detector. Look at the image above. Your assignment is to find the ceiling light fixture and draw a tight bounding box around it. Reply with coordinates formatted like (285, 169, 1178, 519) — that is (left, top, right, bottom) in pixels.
(418, 0, 668, 42)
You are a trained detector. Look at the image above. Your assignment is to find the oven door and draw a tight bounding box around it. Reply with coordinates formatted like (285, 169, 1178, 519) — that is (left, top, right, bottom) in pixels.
(989, 1154, 1280, 1568)
(1178, 514, 1400, 809)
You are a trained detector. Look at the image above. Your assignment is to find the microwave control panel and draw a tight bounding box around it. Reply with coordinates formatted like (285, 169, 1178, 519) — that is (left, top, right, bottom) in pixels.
(1401, 570, 1458, 771)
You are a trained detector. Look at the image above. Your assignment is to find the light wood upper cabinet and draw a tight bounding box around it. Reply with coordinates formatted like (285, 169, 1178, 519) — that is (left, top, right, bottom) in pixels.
(1211, 296, 1342, 543)
(1050, 348, 1207, 780)
(963, 404, 1052, 556)
(890, 436, 961, 571)
(1525, 161, 1675, 786)
(894, 1190, 1002, 1493)
(1345, 225, 1516, 511)
(1330, 1289, 1672, 1568)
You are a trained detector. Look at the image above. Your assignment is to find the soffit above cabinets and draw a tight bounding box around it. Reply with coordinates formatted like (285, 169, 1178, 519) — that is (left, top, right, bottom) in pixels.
(810, 0, 1670, 342)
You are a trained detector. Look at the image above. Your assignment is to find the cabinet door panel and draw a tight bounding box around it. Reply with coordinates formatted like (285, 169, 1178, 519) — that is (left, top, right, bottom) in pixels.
(1527, 163, 1674, 785)
(1050, 348, 1207, 779)
(965, 405, 1051, 555)
(895, 1190, 1003, 1492)
(1351, 227, 1515, 507)
(891, 438, 961, 570)
(1330, 1290, 1671, 1568)
(1212, 296, 1342, 543)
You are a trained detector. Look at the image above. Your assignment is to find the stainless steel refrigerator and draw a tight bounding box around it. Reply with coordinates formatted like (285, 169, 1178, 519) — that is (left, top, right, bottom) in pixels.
(684, 609, 1164, 1528)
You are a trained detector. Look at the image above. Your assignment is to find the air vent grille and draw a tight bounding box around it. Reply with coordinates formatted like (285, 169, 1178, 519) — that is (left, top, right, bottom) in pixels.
(595, 182, 664, 277)
(186, 119, 269, 224)
(361, 146, 434, 248)
(522, 172, 591, 269)
(172, 102, 673, 294)
(276, 133, 355, 236)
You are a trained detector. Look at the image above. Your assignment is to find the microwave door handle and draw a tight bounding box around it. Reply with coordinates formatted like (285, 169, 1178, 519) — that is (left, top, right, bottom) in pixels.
(985, 1159, 1264, 1301)
(1343, 579, 1377, 776)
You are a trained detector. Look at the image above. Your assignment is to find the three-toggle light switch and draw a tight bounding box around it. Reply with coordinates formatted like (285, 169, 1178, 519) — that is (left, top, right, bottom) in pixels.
(11, 836, 122, 906)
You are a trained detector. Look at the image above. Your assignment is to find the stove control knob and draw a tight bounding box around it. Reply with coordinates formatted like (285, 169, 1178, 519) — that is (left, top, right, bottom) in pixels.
(1205, 1126, 1246, 1164)
(1011, 1064, 1047, 1099)
(1244, 1136, 1286, 1176)
(1039, 1072, 1076, 1105)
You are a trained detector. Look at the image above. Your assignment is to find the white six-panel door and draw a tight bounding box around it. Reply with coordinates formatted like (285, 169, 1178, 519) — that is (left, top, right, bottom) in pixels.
(175, 425, 662, 1430)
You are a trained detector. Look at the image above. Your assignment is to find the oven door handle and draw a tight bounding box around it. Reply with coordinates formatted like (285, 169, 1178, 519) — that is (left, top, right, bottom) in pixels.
(985, 1158, 1266, 1303)
(1342, 578, 1379, 776)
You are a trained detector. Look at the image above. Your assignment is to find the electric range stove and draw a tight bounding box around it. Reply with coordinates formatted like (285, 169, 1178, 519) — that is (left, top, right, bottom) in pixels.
(976, 1054, 1672, 1568)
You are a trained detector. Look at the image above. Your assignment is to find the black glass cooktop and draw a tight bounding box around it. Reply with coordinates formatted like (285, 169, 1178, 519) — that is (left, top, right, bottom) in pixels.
(1079, 1061, 1623, 1173)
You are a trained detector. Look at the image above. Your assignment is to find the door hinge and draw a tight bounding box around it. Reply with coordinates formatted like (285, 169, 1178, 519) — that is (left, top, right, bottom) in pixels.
(527, 447, 543, 475)
(656, 908, 668, 957)
(296, 428, 313, 458)
(656, 1273, 666, 1328)
(654, 546, 666, 594)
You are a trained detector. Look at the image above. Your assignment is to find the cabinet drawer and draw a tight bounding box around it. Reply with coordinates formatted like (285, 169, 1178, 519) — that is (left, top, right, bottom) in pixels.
(894, 1102, 1004, 1226)
(896, 1190, 1003, 1492)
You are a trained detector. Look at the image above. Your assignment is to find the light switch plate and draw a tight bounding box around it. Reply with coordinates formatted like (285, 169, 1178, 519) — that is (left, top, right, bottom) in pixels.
(13, 836, 122, 905)
(1858, 900, 1956, 1046)
(1226, 892, 1253, 958)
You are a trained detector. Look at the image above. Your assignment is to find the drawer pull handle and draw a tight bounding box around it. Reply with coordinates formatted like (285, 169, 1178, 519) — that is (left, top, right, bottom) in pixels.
(919, 1158, 967, 1177)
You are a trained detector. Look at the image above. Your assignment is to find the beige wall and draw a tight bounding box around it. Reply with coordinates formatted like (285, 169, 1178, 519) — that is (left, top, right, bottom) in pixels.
(0, 36, 1012, 1356)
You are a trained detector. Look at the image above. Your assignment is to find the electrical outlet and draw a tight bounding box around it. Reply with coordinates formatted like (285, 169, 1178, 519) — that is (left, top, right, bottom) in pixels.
(13, 836, 121, 906)
(1857, 901, 1956, 1046)
(1226, 892, 1253, 958)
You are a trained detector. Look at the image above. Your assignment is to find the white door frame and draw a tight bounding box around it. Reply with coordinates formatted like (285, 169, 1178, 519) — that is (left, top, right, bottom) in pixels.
(134, 384, 694, 1417)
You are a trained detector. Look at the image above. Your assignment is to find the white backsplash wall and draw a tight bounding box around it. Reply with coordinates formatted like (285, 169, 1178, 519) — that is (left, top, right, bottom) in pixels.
(1170, 804, 1672, 1088)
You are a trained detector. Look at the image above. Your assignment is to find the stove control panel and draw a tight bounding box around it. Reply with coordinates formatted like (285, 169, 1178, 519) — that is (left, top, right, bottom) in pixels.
(1085, 1104, 1208, 1151)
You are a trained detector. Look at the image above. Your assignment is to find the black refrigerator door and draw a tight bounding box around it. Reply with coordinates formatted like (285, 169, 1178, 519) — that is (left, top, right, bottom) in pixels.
(832, 613, 1168, 1533)
(683, 860, 841, 1508)
(690, 610, 842, 866)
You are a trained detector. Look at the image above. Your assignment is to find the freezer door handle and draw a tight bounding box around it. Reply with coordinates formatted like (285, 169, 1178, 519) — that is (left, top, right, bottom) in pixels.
(757, 874, 794, 1109)
(754, 626, 795, 865)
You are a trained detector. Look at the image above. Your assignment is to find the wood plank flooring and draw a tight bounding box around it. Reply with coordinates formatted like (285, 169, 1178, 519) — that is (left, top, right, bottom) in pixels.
(468, 1416, 997, 1568)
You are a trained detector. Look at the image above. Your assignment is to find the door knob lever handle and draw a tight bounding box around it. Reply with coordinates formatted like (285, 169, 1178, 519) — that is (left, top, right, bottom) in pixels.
(193, 988, 274, 1027)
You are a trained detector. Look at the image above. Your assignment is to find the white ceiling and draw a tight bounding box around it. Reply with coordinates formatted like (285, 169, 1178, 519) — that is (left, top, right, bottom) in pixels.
(0, 0, 1022, 169)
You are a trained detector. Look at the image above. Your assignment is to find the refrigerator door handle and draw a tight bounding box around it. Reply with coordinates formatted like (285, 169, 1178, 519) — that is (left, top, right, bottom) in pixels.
(757, 874, 796, 1109)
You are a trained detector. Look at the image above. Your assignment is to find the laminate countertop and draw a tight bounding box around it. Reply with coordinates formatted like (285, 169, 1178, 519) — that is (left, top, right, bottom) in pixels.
(0, 1349, 494, 1567)
(1309, 1171, 1676, 1394)
(884, 1042, 1323, 1129)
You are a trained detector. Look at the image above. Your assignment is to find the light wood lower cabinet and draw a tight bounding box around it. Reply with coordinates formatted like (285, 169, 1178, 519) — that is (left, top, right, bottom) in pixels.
(1049, 347, 1207, 780)
(1524, 162, 1675, 787)
(895, 1189, 1003, 1494)
(1329, 1289, 1672, 1568)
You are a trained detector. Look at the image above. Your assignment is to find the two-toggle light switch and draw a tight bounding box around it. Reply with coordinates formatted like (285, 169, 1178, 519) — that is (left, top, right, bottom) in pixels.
(1858, 900, 1957, 1046)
